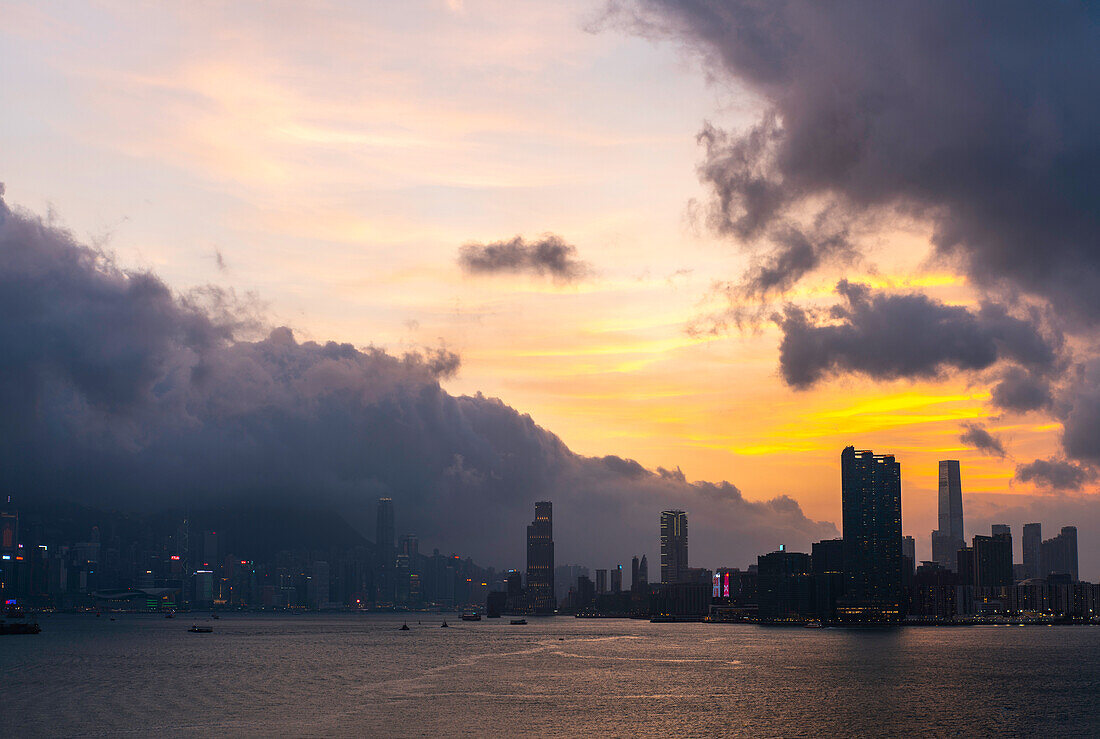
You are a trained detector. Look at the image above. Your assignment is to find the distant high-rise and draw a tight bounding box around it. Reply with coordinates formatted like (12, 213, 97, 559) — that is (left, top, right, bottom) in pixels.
(1022, 523, 1042, 579)
(526, 501, 555, 613)
(611, 565, 623, 593)
(595, 568, 608, 594)
(638, 554, 649, 588)
(1040, 526, 1079, 581)
(839, 446, 903, 622)
(376, 497, 396, 604)
(660, 510, 688, 585)
(902, 535, 916, 576)
(931, 461, 965, 570)
(630, 556, 640, 592)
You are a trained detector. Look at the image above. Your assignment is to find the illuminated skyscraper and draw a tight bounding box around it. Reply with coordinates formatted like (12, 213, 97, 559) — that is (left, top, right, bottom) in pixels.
(660, 510, 688, 585)
(931, 460, 965, 570)
(611, 564, 623, 593)
(838, 446, 903, 623)
(526, 501, 555, 613)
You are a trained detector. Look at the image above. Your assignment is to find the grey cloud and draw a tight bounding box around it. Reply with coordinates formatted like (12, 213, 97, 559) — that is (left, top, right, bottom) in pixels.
(0, 192, 835, 567)
(458, 234, 590, 282)
(777, 281, 1058, 388)
(990, 366, 1053, 413)
(959, 422, 1006, 459)
(739, 221, 854, 300)
(1015, 457, 1096, 491)
(623, 1, 1100, 320)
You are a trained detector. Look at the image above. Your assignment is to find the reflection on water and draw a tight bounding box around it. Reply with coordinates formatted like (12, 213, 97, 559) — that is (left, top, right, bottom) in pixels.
(5, 614, 1100, 736)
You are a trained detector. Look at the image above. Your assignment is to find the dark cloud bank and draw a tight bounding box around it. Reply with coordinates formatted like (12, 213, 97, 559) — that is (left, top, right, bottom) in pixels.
(458, 234, 590, 283)
(612, 0, 1100, 484)
(0, 191, 834, 568)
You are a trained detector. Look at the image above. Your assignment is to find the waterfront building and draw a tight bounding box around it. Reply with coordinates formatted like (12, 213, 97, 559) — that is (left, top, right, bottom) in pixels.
(526, 501, 555, 613)
(595, 568, 608, 594)
(838, 446, 904, 622)
(611, 564, 623, 593)
(638, 554, 649, 589)
(757, 549, 814, 621)
(812, 538, 844, 622)
(660, 510, 688, 585)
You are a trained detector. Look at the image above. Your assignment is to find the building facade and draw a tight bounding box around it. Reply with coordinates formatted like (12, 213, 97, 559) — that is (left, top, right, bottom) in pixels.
(839, 446, 904, 622)
(525, 501, 555, 613)
(660, 510, 688, 585)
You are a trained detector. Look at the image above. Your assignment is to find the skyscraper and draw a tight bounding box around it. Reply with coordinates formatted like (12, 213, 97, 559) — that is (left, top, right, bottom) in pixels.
(660, 510, 688, 585)
(838, 446, 903, 623)
(630, 555, 640, 593)
(1040, 526, 1079, 581)
(931, 460, 965, 570)
(611, 564, 623, 593)
(1022, 523, 1042, 579)
(638, 554, 648, 589)
(526, 501, 555, 613)
(901, 535, 916, 576)
(376, 497, 395, 604)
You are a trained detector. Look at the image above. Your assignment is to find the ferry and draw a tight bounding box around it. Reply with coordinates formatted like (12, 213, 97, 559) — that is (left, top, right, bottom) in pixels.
(461, 612, 481, 621)
(510, 618, 527, 625)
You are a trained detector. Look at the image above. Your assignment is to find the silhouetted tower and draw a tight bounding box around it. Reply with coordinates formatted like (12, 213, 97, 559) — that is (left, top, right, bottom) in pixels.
(1022, 523, 1042, 579)
(840, 446, 903, 622)
(931, 460, 965, 570)
(526, 501, 555, 613)
(660, 510, 688, 585)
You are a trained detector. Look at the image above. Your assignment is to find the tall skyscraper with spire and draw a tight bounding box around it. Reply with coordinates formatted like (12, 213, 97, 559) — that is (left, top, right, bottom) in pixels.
(838, 446, 904, 623)
(931, 460, 965, 570)
(526, 501, 555, 613)
(660, 510, 688, 585)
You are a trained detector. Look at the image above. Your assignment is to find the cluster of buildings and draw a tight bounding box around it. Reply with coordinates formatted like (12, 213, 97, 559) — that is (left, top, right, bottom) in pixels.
(0, 496, 501, 612)
(498, 448, 1096, 624)
(2, 446, 1094, 624)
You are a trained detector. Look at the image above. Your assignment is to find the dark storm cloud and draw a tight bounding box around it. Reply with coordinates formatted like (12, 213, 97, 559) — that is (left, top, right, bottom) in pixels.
(958, 422, 1006, 459)
(458, 235, 590, 282)
(616, 1, 1100, 319)
(776, 281, 1057, 388)
(0, 193, 834, 567)
(1015, 458, 1096, 492)
(990, 366, 1053, 413)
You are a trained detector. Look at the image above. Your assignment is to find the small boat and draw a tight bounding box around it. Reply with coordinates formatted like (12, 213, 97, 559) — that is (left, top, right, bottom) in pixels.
(211, 613, 220, 620)
(400, 622, 410, 631)
(461, 612, 481, 621)
(804, 620, 825, 629)
(440, 619, 449, 628)
(510, 618, 527, 625)
(188, 625, 213, 633)
(164, 611, 175, 619)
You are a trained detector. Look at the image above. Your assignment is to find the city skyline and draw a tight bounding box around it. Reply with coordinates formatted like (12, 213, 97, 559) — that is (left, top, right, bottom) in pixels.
(3, 3, 1100, 578)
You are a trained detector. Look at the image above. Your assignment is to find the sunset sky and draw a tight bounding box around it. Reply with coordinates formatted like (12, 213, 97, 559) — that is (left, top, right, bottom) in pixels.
(2, 1, 1097, 574)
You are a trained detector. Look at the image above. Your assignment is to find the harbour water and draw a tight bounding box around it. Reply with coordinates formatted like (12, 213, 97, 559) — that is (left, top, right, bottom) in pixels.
(5, 614, 1100, 736)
